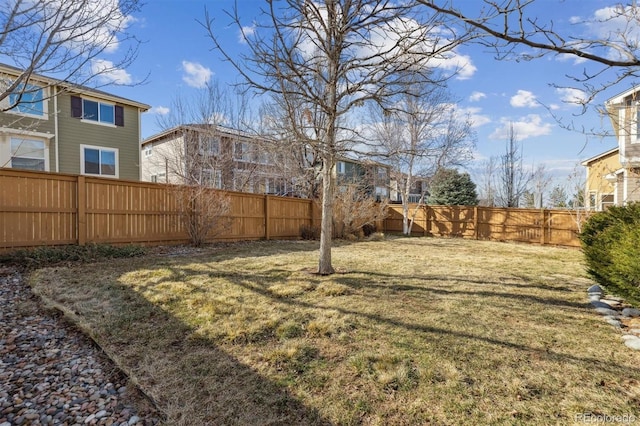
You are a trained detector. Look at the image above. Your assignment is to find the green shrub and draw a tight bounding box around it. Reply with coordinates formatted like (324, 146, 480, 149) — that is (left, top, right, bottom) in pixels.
(0, 244, 146, 270)
(580, 203, 640, 303)
(607, 225, 640, 303)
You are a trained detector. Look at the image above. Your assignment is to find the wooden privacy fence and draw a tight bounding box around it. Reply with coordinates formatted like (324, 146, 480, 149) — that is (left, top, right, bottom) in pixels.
(0, 169, 319, 249)
(0, 169, 584, 250)
(384, 204, 584, 247)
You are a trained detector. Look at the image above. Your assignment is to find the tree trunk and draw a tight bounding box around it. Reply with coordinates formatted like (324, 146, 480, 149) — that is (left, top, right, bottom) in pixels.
(318, 157, 335, 275)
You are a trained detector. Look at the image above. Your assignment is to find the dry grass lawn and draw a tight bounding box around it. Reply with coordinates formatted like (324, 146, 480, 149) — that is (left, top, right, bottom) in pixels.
(29, 237, 640, 425)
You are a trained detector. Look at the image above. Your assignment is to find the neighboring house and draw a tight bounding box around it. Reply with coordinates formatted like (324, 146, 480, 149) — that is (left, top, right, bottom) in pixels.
(141, 124, 290, 195)
(581, 147, 620, 211)
(584, 85, 640, 210)
(335, 157, 391, 200)
(0, 63, 149, 180)
(387, 174, 429, 204)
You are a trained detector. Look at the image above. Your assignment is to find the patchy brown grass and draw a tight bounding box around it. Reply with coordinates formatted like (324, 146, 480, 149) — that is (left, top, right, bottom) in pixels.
(29, 238, 640, 425)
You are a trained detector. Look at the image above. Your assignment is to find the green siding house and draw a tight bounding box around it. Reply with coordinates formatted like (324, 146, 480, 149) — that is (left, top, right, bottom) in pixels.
(0, 63, 149, 180)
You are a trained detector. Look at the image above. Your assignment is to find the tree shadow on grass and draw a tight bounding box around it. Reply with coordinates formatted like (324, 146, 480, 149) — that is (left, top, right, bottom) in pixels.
(211, 268, 640, 377)
(32, 263, 333, 426)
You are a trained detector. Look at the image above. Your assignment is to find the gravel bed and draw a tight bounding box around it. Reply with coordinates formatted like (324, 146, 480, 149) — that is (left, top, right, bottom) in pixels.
(0, 268, 161, 426)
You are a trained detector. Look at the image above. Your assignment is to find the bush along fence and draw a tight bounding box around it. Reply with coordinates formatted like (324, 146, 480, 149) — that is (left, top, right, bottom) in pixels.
(0, 169, 584, 250)
(384, 204, 585, 247)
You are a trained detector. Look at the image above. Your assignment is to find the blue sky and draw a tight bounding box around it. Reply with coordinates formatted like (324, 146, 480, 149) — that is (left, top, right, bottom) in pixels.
(104, 0, 628, 186)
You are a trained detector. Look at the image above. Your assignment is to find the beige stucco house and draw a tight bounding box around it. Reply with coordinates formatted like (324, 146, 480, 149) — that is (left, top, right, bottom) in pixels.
(0, 63, 149, 180)
(583, 85, 640, 209)
(581, 147, 620, 210)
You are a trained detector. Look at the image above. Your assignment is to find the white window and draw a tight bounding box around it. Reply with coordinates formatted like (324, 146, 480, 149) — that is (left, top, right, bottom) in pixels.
(144, 146, 152, 157)
(601, 194, 614, 210)
(588, 191, 597, 211)
(336, 161, 346, 174)
(8, 84, 46, 118)
(199, 136, 220, 155)
(375, 186, 387, 197)
(10, 137, 47, 171)
(234, 142, 251, 161)
(81, 145, 118, 177)
(151, 174, 158, 183)
(82, 99, 115, 124)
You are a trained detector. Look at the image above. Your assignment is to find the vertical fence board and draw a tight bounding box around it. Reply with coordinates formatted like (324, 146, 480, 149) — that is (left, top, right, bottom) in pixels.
(1, 170, 585, 250)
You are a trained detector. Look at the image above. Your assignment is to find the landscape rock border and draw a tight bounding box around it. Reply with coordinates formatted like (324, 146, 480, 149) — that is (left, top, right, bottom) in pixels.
(587, 284, 640, 350)
(0, 268, 162, 426)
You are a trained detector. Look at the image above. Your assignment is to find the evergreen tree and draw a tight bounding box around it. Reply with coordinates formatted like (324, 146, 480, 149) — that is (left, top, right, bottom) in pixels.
(549, 185, 568, 208)
(428, 169, 478, 206)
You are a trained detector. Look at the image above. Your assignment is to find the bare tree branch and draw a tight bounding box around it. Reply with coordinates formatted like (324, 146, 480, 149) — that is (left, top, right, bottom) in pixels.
(0, 0, 143, 111)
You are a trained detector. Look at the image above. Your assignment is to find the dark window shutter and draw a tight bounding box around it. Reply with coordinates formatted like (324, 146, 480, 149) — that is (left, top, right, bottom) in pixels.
(71, 96, 82, 118)
(114, 105, 124, 127)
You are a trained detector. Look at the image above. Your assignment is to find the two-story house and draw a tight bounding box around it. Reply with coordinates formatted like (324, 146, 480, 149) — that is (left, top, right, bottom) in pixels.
(141, 124, 290, 195)
(335, 157, 391, 201)
(581, 147, 620, 211)
(0, 63, 149, 180)
(584, 85, 640, 209)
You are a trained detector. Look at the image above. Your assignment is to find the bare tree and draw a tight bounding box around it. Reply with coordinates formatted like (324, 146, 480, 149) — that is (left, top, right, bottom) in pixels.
(529, 164, 552, 208)
(204, 0, 468, 274)
(416, 1, 640, 126)
(258, 98, 322, 198)
(497, 123, 532, 207)
(368, 75, 474, 235)
(150, 82, 274, 193)
(1, 0, 142, 111)
(476, 157, 499, 207)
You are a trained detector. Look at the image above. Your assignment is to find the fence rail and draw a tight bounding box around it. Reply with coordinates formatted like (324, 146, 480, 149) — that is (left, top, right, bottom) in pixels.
(384, 204, 584, 247)
(0, 169, 584, 250)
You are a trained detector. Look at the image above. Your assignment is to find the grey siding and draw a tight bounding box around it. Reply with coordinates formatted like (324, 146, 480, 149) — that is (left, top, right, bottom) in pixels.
(56, 92, 141, 180)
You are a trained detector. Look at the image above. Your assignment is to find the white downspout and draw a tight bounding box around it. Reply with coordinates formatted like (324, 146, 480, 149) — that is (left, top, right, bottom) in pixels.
(54, 86, 59, 172)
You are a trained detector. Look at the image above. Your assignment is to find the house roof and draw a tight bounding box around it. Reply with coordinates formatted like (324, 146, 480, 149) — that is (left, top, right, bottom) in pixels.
(580, 147, 619, 166)
(0, 62, 150, 111)
(605, 85, 640, 106)
(141, 124, 267, 146)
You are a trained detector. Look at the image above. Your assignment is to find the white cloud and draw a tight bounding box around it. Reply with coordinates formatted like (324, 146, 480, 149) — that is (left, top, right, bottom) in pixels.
(510, 90, 539, 108)
(469, 91, 486, 102)
(556, 87, 588, 106)
(555, 53, 588, 65)
(238, 24, 256, 44)
(296, 8, 476, 81)
(48, 0, 134, 54)
(584, 6, 640, 61)
(569, 16, 582, 24)
(456, 106, 491, 128)
(489, 114, 553, 140)
(549, 104, 561, 111)
(149, 106, 170, 115)
(90, 59, 132, 84)
(433, 52, 477, 80)
(181, 61, 212, 88)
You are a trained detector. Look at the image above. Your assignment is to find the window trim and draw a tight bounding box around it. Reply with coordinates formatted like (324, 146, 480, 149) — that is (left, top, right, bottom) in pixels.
(8, 137, 49, 171)
(5, 84, 48, 120)
(71, 95, 124, 127)
(80, 144, 119, 178)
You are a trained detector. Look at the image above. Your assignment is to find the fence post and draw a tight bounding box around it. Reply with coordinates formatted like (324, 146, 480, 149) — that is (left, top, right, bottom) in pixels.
(424, 204, 429, 236)
(77, 175, 86, 246)
(539, 209, 547, 245)
(474, 206, 479, 240)
(265, 195, 271, 240)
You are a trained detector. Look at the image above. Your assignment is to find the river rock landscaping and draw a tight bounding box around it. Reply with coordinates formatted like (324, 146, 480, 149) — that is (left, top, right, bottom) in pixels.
(0, 268, 160, 426)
